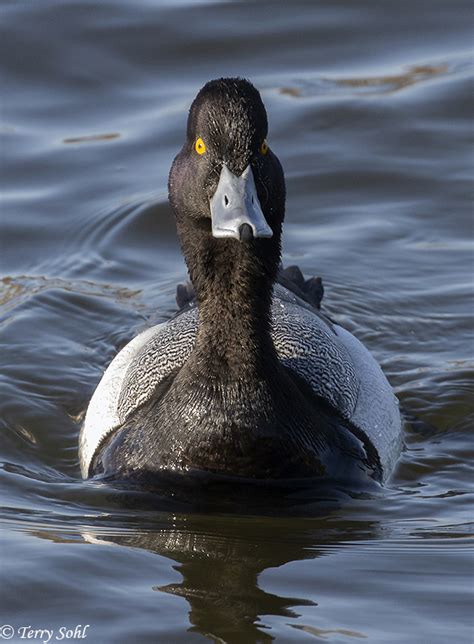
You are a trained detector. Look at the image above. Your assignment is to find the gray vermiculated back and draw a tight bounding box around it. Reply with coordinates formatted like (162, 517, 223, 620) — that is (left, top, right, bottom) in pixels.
(117, 309, 197, 420)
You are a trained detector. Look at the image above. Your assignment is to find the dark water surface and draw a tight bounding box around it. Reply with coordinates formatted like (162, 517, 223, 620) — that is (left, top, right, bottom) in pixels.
(1, 1, 473, 642)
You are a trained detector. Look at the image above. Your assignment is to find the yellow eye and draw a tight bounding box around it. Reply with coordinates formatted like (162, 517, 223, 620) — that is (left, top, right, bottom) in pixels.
(195, 137, 206, 155)
(259, 139, 269, 155)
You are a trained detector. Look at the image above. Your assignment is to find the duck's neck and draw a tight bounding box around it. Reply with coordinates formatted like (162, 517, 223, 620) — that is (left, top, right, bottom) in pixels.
(183, 229, 281, 382)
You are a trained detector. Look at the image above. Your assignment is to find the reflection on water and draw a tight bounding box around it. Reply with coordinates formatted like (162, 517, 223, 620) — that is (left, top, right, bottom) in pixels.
(86, 521, 321, 642)
(17, 508, 387, 643)
(1, 0, 473, 641)
(63, 133, 121, 144)
(280, 63, 451, 97)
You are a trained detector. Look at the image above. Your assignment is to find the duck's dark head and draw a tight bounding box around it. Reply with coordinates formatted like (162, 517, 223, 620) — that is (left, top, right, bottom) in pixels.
(168, 78, 285, 297)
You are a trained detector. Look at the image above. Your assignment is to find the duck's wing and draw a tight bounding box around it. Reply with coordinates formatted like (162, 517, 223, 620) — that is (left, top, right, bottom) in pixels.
(272, 283, 402, 480)
(79, 308, 198, 477)
(272, 283, 357, 416)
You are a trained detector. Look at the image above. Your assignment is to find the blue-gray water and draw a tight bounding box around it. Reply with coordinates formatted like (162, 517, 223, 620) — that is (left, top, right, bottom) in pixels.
(1, 1, 473, 642)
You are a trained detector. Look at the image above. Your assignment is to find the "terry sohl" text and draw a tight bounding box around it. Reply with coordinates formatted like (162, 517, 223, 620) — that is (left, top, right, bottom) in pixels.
(15, 625, 89, 642)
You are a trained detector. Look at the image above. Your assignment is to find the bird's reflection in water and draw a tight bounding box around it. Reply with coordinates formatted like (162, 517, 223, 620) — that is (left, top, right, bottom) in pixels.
(88, 521, 318, 643)
(40, 475, 381, 642)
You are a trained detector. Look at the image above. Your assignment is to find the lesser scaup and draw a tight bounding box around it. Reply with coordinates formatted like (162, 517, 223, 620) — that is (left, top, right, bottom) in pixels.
(79, 78, 402, 483)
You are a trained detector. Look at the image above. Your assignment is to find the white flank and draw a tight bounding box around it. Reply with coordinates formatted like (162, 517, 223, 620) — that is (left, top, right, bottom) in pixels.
(79, 324, 163, 478)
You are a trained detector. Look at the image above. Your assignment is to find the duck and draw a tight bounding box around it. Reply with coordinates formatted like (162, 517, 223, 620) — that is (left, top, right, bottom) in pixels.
(79, 78, 402, 484)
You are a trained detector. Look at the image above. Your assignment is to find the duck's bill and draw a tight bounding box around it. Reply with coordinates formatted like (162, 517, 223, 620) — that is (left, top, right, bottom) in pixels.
(210, 164, 273, 241)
